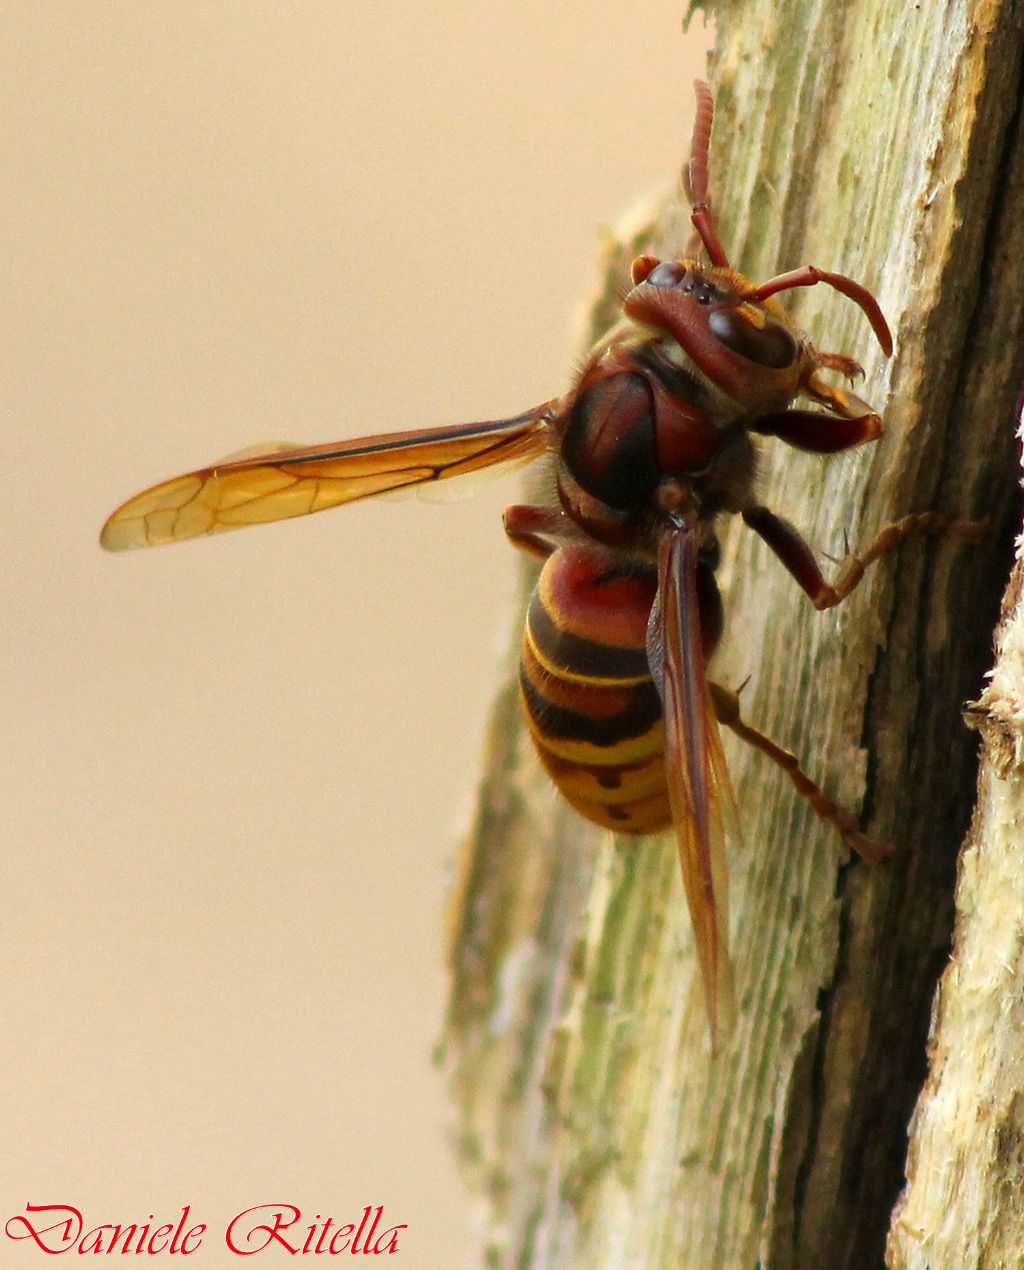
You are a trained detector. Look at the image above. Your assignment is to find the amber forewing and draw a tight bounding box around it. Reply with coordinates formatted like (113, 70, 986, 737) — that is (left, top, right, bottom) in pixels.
(100, 408, 555, 550)
(654, 527, 737, 1042)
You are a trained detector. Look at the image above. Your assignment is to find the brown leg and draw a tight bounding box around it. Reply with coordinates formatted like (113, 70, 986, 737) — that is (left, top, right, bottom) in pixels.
(750, 406, 881, 454)
(503, 504, 574, 560)
(709, 681, 892, 863)
(743, 506, 988, 611)
(812, 513, 989, 610)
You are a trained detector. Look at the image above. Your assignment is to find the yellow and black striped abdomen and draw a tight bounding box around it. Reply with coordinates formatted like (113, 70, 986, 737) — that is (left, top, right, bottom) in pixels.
(519, 544, 670, 834)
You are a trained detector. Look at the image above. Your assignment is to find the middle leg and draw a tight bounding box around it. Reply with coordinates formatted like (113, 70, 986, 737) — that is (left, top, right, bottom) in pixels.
(742, 505, 988, 611)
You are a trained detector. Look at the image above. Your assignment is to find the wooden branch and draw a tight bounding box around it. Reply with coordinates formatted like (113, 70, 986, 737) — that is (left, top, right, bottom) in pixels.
(444, 3, 1024, 1265)
(888, 423, 1024, 1267)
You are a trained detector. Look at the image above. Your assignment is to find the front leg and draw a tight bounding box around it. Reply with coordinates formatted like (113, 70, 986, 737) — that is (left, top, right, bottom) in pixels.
(749, 401, 881, 454)
(503, 504, 576, 560)
(743, 506, 988, 611)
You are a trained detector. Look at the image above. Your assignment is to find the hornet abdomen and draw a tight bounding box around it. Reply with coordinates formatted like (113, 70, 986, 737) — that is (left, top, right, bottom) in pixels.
(519, 544, 670, 833)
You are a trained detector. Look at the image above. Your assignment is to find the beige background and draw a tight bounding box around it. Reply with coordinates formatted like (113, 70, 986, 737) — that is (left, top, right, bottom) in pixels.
(4, 5, 708, 1265)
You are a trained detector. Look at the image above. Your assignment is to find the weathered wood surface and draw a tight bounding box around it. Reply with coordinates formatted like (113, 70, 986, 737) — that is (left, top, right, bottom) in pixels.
(889, 465, 1024, 1269)
(444, 3, 1024, 1266)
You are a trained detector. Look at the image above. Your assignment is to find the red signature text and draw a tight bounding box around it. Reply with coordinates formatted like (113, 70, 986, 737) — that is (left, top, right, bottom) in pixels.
(226, 1205, 406, 1256)
(4, 1202, 407, 1256)
(4, 1204, 205, 1255)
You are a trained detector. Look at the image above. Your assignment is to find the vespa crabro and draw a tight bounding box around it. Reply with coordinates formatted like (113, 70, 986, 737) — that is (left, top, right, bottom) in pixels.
(101, 81, 980, 1040)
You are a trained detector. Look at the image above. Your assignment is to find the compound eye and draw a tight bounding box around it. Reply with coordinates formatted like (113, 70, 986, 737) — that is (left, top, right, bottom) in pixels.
(645, 261, 688, 288)
(708, 306, 799, 369)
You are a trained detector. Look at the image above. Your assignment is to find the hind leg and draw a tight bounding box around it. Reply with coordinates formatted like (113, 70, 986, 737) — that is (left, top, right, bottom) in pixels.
(708, 680, 891, 863)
